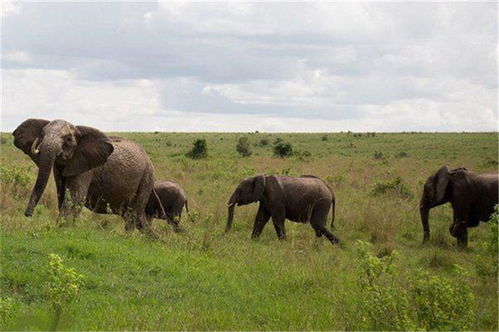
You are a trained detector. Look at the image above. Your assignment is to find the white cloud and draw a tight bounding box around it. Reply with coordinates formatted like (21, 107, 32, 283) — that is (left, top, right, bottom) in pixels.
(1, 2, 497, 132)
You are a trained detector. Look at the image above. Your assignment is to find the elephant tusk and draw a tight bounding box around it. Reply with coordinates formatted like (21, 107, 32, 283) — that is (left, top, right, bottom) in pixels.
(31, 137, 40, 155)
(227, 203, 235, 207)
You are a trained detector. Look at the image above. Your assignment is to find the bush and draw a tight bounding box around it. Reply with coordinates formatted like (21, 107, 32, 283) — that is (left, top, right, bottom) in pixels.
(486, 205, 498, 256)
(373, 151, 384, 159)
(273, 141, 293, 158)
(0, 165, 32, 188)
(0, 136, 7, 145)
(353, 241, 475, 331)
(186, 139, 208, 159)
(395, 151, 409, 158)
(259, 138, 270, 146)
(321, 135, 328, 141)
(476, 205, 499, 276)
(0, 297, 15, 327)
(354, 241, 413, 330)
(236, 137, 252, 157)
(371, 176, 413, 199)
(412, 267, 474, 330)
(46, 253, 84, 330)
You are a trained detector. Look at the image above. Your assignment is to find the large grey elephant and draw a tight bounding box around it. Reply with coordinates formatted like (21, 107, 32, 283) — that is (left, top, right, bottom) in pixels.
(420, 165, 498, 247)
(226, 174, 339, 245)
(146, 180, 189, 224)
(12, 118, 178, 232)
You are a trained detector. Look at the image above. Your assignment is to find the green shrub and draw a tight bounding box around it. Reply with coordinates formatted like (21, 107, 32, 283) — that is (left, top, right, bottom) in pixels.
(476, 205, 499, 276)
(486, 205, 498, 256)
(186, 139, 208, 159)
(321, 135, 328, 141)
(371, 176, 413, 199)
(273, 141, 293, 158)
(259, 138, 270, 146)
(46, 253, 84, 330)
(0, 297, 15, 326)
(354, 241, 414, 330)
(354, 241, 475, 331)
(236, 137, 252, 157)
(395, 151, 409, 158)
(412, 266, 474, 330)
(373, 151, 384, 159)
(0, 165, 32, 187)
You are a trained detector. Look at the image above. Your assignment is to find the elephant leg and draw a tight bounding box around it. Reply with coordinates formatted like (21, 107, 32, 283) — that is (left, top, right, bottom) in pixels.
(311, 202, 339, 246)
(450, 204, 470, 248)
(131, 171, 155, 232)
(457, 228, 468, 248)
(271, 215, 286, 240)
(252, 205, 271, 238)
(59, 172, 93, 222)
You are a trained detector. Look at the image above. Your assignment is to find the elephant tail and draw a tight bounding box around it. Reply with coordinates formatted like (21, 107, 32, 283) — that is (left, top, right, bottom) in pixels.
(184, 199, 189, 213)
(331, 196, 336, 230)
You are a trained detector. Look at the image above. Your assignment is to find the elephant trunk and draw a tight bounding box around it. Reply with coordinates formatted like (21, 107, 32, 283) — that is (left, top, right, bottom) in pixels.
(420, 196, 430, 243)
(25, 140, 59, 217)
(225, 192, 237, 232)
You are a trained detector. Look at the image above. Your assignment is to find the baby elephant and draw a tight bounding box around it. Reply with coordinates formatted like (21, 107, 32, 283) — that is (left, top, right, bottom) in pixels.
(146, 181, 189, 225)
(226, 174, 339, 245)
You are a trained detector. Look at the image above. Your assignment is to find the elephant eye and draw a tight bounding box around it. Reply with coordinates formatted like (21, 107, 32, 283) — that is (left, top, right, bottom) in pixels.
(65, 136, 73, 143)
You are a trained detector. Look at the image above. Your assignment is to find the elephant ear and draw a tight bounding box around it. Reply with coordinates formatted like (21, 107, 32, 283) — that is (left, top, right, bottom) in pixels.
(63, 126, 114, 177)
(435, 165, 451, 203)
(253, 175, 266, 201)
(12, 118, 50, 156)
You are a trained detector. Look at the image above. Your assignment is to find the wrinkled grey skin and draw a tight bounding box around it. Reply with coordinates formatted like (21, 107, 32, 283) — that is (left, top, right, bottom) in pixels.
(12, 118, 178, 232)
(146, 181, 189, 225)
(420, 165, 498, 247)
(226, 175, 339, 246)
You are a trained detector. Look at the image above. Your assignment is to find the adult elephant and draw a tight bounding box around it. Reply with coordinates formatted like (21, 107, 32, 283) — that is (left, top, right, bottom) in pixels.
(419, 165, 498, 247)
(12, 118, 178, 232)
(225, 174, 339, 246)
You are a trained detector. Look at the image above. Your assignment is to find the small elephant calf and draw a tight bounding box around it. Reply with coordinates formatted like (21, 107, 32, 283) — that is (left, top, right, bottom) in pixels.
(146, 181, 189, 225)
(226, 174, 339, 246)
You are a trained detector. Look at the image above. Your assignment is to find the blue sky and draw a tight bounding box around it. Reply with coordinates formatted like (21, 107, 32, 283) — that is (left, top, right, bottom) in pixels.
(2, 1, 497, 132)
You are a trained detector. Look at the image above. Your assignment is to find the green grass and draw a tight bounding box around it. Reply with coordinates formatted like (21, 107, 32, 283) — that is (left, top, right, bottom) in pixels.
(0, 132, 497, 330)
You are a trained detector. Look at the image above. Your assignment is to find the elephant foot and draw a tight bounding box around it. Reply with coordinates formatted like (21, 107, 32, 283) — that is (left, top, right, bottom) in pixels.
(457, 235, 468, 248)
(422, 232, 430, 244)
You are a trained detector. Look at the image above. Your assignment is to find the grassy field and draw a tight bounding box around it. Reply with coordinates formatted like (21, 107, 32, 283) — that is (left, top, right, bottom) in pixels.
(1, 131, 498, 330)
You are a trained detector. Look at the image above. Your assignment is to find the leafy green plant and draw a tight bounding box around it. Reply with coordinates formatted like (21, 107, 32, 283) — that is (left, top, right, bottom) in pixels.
(321, 135, 328, 141)
(0, 297, 15, 326)
(476, 205, 499, 276)
(273, 141, 293, 158)
(354, 241, 414, 331)
(373, 151, 384, 159)
(46, 253, 84, 330)
(395, 151, 409, 158)
(236, 137, 252, 157)
(371, 176, 413, 199)
(259, 138, 270, 146)
(0, 165, 32, 187)
(186, 139, 208, 159)
(412, 266, 474, 330)
(486, 205, 498, 257)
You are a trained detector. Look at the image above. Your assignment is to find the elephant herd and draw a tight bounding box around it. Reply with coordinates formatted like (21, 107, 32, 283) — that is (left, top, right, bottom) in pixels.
(12, 119, 499, 248)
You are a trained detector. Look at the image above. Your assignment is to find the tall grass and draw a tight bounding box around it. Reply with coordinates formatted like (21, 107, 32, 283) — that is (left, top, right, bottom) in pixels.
(0, 132, 497, 330)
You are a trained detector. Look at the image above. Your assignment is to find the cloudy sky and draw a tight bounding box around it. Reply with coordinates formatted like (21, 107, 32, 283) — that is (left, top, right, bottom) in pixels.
(2, 1, 497, 132)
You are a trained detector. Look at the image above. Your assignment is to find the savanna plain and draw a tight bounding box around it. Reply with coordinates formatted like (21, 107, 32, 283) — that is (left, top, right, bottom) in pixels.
(0, 131, 498, 330)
